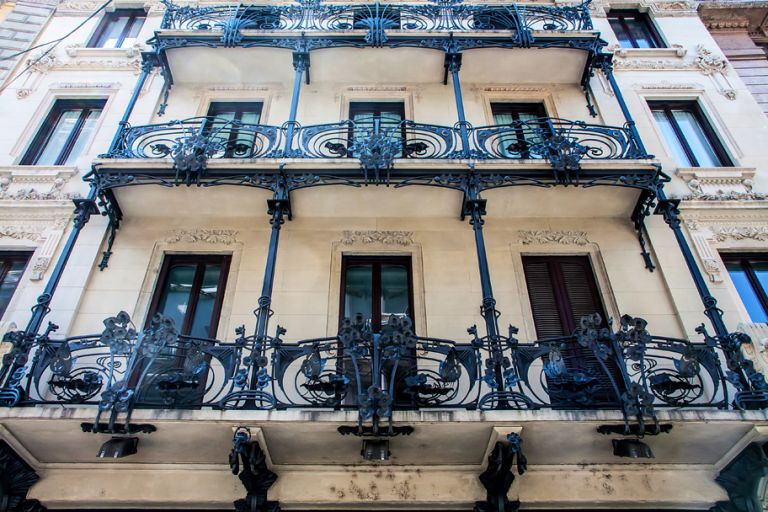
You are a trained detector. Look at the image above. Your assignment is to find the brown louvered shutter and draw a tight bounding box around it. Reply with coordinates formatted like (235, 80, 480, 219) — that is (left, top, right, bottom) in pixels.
(522, 256, 620, 406)
(522, 256, 606, 337)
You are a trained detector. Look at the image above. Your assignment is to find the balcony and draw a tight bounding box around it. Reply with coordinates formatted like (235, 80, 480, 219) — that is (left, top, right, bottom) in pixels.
(150, 0, 604, 86)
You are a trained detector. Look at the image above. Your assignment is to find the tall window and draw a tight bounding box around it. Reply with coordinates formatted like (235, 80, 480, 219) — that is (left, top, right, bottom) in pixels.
(148, 255, 231, 338)
(205, 102, 263, 158)
(491, 102, 547, 159)
(522, 255, 620, 406)
(608, 10, 664, 49)
(348, 101, 405, 157)
(649, 101, 732, 167)
(722, 254, 768, 323)
(21, 100, 105, 166)
(341, 255, 413, 332)
(0, 253, 30, 318)
(88, 9, 146, 49)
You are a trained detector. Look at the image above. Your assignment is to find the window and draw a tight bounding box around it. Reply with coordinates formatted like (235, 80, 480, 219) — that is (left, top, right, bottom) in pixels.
(340, 255, 413, 332)
(205, 102, 263, 158)
(607, 10, 664, 49)
(722, 254, 768, 323)
(491, 102, 547, 159)
(649, 101, 732, 167)
(348, 101, 405, 157)
(0, 253, 30, 318)
(88, 9, 146, 49)
(148, 254, 231, 337)
(21, 100, 105, 166)
(522, 255, 621, 406)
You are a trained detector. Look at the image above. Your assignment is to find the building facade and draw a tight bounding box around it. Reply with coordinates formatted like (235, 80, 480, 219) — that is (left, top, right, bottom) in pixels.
(0, 0, 767, 509)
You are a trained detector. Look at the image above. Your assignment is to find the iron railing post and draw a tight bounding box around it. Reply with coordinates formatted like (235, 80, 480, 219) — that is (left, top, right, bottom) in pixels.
(445, 52, 470, 157)
(601, 58, 648, 158)
(283, 52, 309, 156)
(107, 56, 156, 155)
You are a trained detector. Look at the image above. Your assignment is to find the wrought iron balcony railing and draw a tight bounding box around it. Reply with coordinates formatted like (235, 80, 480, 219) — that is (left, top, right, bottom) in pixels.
(1, 310, 762, 436)
(159, 0, 593, 45)
(103, 116, 649, 178)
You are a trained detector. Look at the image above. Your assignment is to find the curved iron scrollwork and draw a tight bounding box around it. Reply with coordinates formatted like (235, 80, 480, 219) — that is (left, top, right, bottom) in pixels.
(2, 310, 762, 431)
(160, 0, 593, 42)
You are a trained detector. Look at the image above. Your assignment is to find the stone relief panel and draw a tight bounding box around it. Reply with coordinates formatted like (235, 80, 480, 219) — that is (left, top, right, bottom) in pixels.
(676, 168, 765, 201)
(0, 216, 70, 281)
(165, 229, 240, 245)
(516, 230, 590, 245)
(340, 230, 414, 246)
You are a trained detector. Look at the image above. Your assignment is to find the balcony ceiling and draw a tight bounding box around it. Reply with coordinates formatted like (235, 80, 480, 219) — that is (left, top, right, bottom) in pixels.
(108, 178, 641, 219)
(165, 46, 589, 85)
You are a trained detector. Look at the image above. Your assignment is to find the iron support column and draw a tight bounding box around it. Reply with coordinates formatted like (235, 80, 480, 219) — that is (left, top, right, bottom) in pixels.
(0, 188, 100, 391)
(602, 59, 647, 157)
(445, 53, 470, 157)
(107, 56, 155, 154)
(464, 176, 505, 393)
(283, 52, 309, 155)
(251, 178, 291, 389)
(655, 189, 728, 338)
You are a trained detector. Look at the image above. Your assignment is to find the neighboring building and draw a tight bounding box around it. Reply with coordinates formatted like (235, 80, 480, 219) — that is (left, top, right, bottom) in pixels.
(0, 0, 766, 510)
(699, 0, 768, 114)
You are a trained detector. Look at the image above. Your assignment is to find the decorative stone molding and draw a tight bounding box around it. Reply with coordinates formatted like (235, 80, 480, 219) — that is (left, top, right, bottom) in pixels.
(0, 226, 45, 241)
(165, 229, 240, 245)
(516, 230, 590, 245)
(712, 226, 768, 242)
(677, 168, 765, 201)
(58, 0, 165, 15)
(611, 45, 687, 59)
(601, 0, 699, 17)
(703, 16, 751, 31)
(0, 176, 80, 201)
(340, 230, 414, 246)
(638, 81, 702, 90)
(0, 217, 70, 281)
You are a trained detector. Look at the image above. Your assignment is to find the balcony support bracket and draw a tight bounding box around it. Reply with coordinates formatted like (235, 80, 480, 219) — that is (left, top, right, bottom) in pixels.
(230, 427, 280, 512)
(474, 432, 526, 512)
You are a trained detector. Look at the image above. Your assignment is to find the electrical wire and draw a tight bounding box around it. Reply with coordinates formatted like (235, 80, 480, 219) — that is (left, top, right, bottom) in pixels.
(0, 0, 114, 94)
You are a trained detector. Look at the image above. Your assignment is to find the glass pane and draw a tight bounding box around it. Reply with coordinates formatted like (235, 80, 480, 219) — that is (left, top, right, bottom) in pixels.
(652, 110, 693, 167)
(98, 16, 129, 48)
(0, 259, 27, 316)
(344, 265, 373, 323)
(240, 111, 261, 125)
(156, 264, 196, 330)
(608, 18, 633, 48)
(63, 109, 101, 165)
(752, 261, 768, 311)
(726, 263, 768, 323)
(671, 110, 723, 167)
(380, 264, 409, 323)
(120, 16, 144, 48)
(625, 18, 654, 48)
(34, 110, 81, 165)
(189, 264, 222, 338)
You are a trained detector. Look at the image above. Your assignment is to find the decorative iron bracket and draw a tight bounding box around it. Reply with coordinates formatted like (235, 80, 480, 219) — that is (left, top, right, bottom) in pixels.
(475, 433, 527, 512)
(0, 441, 45, 512)
(230, 428, 280, 512)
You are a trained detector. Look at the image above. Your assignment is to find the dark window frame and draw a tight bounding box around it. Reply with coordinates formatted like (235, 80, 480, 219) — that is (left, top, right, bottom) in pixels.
(146, 253, 231, 337)
(607, 9, 664, 49)
(20, 99, 106, 166)
(0, 252, 31, 318)
(339, 254, 414, 333)
(87, 9, 146, 49)
(205, 101, 264, 158)
(490, 102, 548, 158)
(721, 253, 768, 322)
(648, 100, 733, 167)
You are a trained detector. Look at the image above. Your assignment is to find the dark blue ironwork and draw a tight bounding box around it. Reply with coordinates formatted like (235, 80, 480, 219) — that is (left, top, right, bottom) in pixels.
(711, 442, 768, 512)
(230, 427, 280, 512)
(0, 190, 101, 404)
(107, 55, 156, 155)
(284, 52, 309, 155)
(475, 432, 527, 512)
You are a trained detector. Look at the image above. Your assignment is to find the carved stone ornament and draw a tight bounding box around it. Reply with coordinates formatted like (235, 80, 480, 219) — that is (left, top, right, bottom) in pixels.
(0, 226, 44, 241)
(340, 230, 414, 246)
(0, 177, 80, 202)
(517, 230, 590, 245)
(599, 0, 699, 17)
(678, 168, 765, 202)
(711, 226, 768, 242)
(165, 229, 239, 245)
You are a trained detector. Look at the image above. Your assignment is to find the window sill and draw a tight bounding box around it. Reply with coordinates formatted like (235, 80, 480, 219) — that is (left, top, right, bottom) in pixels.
(64, 44, 143, 59)
(609, 44, 687, 59)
